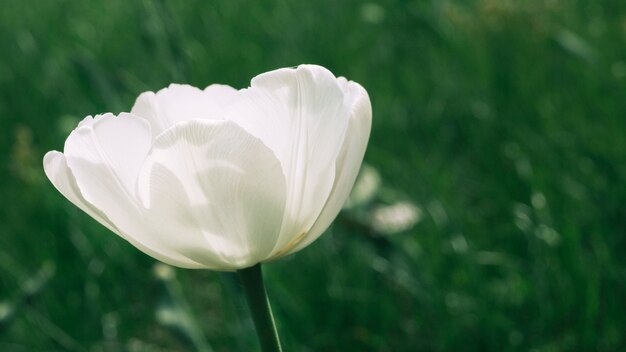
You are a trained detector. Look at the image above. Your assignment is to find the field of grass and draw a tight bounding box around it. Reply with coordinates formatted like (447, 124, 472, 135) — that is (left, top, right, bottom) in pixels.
(1, 0, 625, 351)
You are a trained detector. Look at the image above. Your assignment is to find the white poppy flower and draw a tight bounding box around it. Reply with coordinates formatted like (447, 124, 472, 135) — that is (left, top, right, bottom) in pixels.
(43, 65, 371, 271)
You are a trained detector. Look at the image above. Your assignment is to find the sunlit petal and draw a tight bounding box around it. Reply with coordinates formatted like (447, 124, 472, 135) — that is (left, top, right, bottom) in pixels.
(226, 65, 351, 256)
(62, 113, 204, 268)
(288, 78, 372, 254)
(137, 119, 287, 269)
(131, 84, 238, 136)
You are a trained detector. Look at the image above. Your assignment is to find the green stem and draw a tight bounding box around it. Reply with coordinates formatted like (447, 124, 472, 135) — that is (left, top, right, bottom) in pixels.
(237, 264, 283, 352)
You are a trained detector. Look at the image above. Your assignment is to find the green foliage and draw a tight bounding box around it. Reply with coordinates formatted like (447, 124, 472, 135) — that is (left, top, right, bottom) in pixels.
(1, 0, 625, 351)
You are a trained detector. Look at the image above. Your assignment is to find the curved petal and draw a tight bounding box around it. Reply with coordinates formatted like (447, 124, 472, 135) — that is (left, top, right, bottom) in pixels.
(62, 113, 205, 268)
(136, 119, 287, 269)
(226, 65, 351, 256)
(287, 78, 372, 255)
(64, 113, 151, 194)
(130, 92, 163, 134)
(131, 84, 238, 136)
(44, 150, 204, 269)
(44, 151, 119, 235)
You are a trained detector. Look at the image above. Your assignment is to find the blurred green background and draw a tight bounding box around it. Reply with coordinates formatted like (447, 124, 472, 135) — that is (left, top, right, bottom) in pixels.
(1, 0, 625, 351)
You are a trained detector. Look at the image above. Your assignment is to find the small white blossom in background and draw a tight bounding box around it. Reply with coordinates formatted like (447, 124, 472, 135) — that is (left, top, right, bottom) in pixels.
(371, 201, 422, 235)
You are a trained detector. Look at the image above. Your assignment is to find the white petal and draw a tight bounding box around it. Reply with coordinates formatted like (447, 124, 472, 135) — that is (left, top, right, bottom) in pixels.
(44, 150, 204, 269)
(136, 119, 287, 269)
(131, 84, 238, 136)
(287, 79, 372, 254)
(65, 113, 151, 194)
(226, 65, 351, 256)
(130, 92, 163, 134)
(44, 151, 119, 235)
(63, 113, 204, 268)
(203, 84, 239, 101)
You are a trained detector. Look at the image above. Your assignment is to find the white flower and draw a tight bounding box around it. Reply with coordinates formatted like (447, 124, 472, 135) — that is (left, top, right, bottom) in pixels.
(43, 65, 371, 270)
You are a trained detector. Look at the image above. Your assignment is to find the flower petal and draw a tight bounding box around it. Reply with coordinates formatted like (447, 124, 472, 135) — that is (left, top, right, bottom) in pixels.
(287, 78, 372, 254)
(62, 113, 204, 268)
(226, 65, 351, 256)
(44, 151, 119, 235)
(131, 84, 238, 136)
(136, 119, 287, 269)
(44, 150, 204, 269)
(64, 113, 151, 194)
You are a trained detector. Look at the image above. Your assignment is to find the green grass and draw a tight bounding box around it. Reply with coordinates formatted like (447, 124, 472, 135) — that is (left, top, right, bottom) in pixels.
(1, 0, 625, 351)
